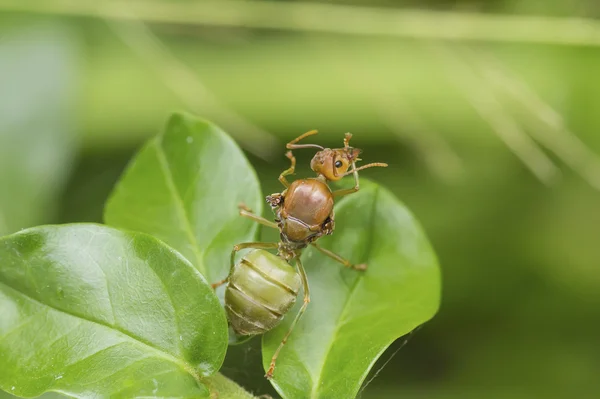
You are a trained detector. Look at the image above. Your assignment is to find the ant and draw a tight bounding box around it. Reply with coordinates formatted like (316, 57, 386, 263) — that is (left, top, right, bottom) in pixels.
(212, 130, 387, 379)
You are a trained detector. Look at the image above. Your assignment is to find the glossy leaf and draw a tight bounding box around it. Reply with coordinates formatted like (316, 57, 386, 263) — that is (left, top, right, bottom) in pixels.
(0, 224, 228, 398)
(0, 375, 258, 399)
(262, 181, 441, 398)
(104, 113, 262, 284)
(0, 25, 76, 235)
(0, 392, 63, 399)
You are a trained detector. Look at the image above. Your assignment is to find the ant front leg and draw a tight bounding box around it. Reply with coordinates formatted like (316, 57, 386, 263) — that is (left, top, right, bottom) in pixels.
(266, 257, 310, 379)
(311, 242, 367, 271)
(334, 132, 387, 197)
(286, 129, 319, 151)
(332, 165, 360, 198)
(237, 203, 278, 229)
(334, 133, 360, 197)
(211, 241, 279, 289)
(279, 130, 323, 188)
(332, 160, 388, 198)
(278, 151, 296, 188)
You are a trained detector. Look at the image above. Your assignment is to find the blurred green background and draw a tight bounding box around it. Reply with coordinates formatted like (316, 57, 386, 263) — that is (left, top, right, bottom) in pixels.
(1, 0, 600, 398)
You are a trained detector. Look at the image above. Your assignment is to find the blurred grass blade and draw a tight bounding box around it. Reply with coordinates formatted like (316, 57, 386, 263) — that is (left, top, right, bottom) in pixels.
(3, 0, 600, 46)
(309, 39, 464, 183)
(106, 14, 279, 161)
(431, 44, 561, 185)
(469, 50, 600, 190)
(369, 92, 464, 183)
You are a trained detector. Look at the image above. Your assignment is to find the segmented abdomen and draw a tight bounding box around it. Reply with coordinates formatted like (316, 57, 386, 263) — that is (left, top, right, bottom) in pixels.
(225, 249, 301, 336)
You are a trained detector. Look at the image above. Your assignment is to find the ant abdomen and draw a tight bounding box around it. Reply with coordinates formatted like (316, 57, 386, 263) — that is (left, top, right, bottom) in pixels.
(225, 249, 301, 336)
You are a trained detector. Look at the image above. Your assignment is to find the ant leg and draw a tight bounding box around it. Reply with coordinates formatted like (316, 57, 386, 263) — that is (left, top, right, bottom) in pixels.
(211, 277, 229, 290)
(334, 132, 387, 197)
(332, 162, 387, 198)
(343, 132, 352, 147)
(332, 165, 360, 198)
(212, 242, 278, 289)
(238, 203, 278, 229)
(286, 129, 321, 150)
(279, 130, 324, 187)
(278, 151, 296, 188)
(266, 257, 310, 379)
(334, 133, 360, 197)
(311, 243, 367, 271)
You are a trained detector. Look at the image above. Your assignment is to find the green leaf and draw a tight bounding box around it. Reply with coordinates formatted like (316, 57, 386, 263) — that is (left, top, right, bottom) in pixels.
(0, 373, 257, 399)
(0, 392, 63, 399)
(262, 181, 441, 399)
(104, 113, 262, 283)
(205, 374, 258, 399)
(0, 25, 76, 236)
(0, 224, 228, 398)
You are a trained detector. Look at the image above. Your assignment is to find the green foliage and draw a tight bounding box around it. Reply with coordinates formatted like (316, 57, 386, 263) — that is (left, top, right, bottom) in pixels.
(0, 110, 439, 397)
(104, 113, 262, 283)
(102, 113, 440, 396)
(0, 26, 76, 236)
(205, 373, 258, 399)
(263, 182, 440, 398)
(2, 3, 600, 396)
(0, 224, 227, 398)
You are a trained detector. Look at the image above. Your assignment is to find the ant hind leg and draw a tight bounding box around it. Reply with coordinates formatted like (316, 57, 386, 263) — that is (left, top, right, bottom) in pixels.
(211, 242, 279, 289)
(211, 277, 229, 290)
(237, 203, 278, 229)
(311, 242, 367, 271)
(266, 257, 310, 379)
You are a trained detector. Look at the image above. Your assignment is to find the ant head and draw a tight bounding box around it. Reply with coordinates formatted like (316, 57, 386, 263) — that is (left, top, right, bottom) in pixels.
(291, 131, 387, 181)
(310, 146, 362, 181)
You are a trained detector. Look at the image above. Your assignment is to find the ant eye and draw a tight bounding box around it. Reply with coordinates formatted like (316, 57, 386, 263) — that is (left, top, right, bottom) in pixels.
(335, 160, 343, 168)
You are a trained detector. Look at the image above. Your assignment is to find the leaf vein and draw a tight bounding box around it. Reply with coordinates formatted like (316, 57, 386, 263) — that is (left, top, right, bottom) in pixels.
(109, 366, 179, 397)
(153, 139, 207, 276)
(86, 252, 117, 325)
(70, 354, 154, 387)
(21, 318, 83, 363)
(0, 280, 202, 383)
(62, 342, 127, 369)
(139, 249, 185, 357)
(0, 311, 42, 340)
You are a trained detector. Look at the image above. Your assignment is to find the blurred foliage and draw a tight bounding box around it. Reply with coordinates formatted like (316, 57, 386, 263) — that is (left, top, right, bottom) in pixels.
(1, 0, 600, 398)
(0, 25, 76, 236)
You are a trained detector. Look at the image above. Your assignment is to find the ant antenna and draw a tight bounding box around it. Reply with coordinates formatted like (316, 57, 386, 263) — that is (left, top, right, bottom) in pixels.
(342, 162, 388, 177)
(286, 130, 324, 150)
(342, 133, 388, 176)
